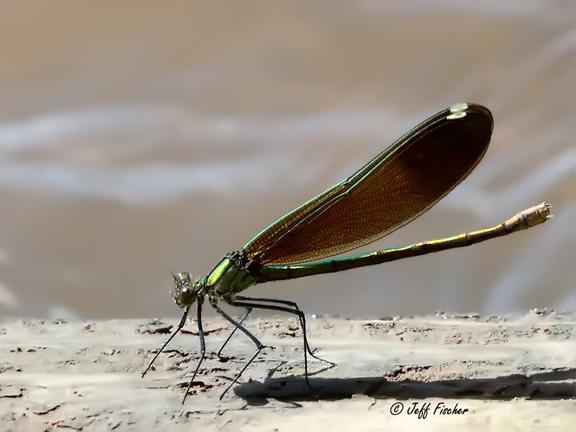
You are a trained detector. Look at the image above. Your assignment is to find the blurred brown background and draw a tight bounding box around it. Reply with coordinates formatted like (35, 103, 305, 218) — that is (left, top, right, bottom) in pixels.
(0, 1, 574, 319)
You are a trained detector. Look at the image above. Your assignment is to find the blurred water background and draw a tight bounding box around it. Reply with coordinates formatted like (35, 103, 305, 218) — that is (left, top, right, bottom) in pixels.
(0, 1, 574, 319)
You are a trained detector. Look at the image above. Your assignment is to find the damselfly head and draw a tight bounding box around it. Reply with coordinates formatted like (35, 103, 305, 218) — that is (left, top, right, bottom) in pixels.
(171, 271, 200, 307)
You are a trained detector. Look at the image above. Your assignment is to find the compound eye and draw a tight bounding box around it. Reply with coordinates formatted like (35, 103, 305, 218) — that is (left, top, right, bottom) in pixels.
(177, 272, 192, 285)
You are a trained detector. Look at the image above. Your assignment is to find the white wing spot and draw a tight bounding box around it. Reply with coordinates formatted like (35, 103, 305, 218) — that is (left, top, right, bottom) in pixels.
(449, 103, 469, 113)
(447, 111, 467, 120)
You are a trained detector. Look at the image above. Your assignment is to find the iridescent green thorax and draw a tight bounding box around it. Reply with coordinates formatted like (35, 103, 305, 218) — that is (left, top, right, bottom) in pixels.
(172, 251, 258, 308)
(208, 252, 258, 300)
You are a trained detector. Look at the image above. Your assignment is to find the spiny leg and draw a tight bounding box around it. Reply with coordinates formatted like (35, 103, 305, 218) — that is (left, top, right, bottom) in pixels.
(182, 298, 206, 405)
(235, 295, 335, 367)
(142, 305, 190, 378)
(230, 299, 313, 387)
(216, 307, 252, 360)
(216, 297, 317, 360)
(217, 296, 324, 366)
(211, 303, 266, 400)
(227, 298, 335, 389)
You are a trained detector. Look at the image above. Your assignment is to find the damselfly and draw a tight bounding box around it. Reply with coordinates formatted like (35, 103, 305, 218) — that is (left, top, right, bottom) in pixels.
(142, 103, 551, 402)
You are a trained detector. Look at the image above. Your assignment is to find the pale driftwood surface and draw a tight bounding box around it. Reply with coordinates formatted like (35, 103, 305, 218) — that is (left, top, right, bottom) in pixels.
(1, 311, 575, 431)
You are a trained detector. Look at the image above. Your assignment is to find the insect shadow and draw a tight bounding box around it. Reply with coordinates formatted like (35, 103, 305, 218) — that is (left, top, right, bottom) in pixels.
(233, 368, 576, 404)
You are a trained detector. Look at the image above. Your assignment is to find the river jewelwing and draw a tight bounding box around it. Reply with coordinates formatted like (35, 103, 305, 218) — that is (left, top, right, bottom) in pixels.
(141, 103, 551, 402)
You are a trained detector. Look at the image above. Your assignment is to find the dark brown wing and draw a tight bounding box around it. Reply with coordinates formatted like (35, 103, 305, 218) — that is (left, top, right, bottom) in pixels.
(243, 103, 493, 265)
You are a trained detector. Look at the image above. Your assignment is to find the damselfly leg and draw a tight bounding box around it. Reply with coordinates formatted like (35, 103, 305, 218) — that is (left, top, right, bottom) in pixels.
(141, 305, 191, 378)
(226, 296, 336, 389)
(212, 303, 267, 400)
(182, 298, 207, 404)
(216, 307, 252, 360)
